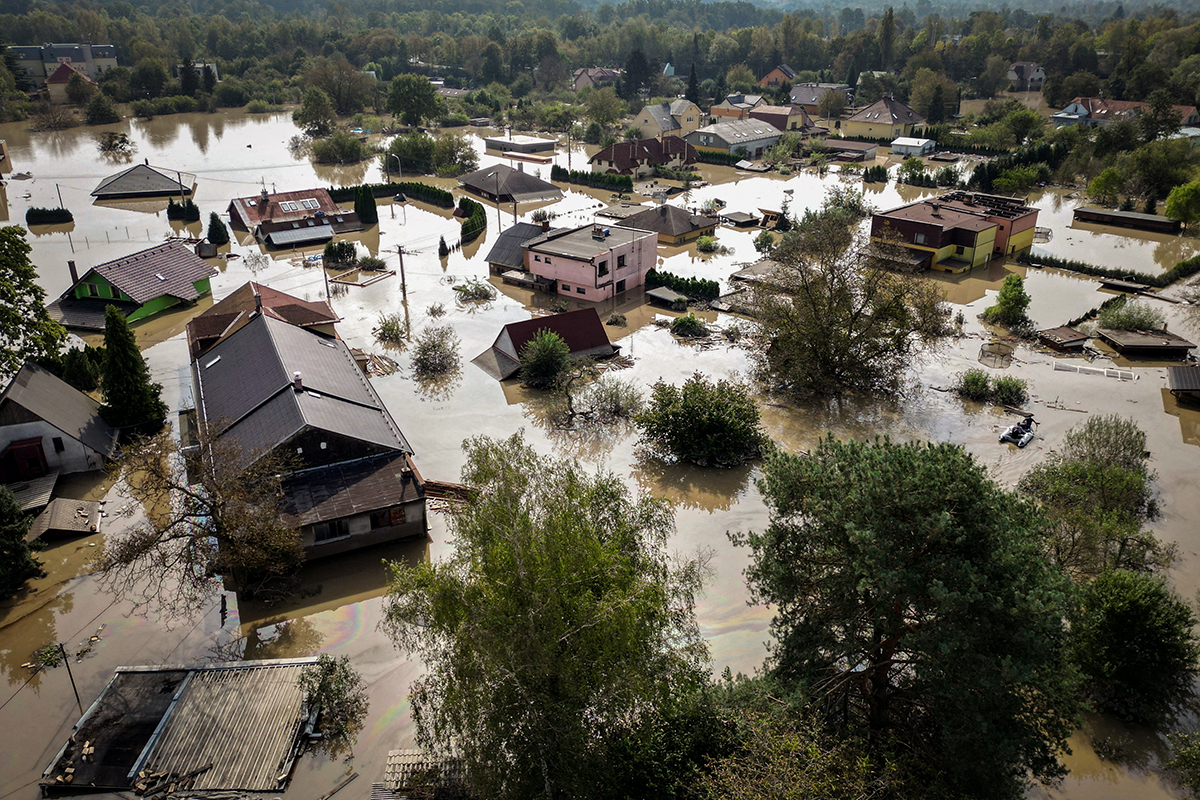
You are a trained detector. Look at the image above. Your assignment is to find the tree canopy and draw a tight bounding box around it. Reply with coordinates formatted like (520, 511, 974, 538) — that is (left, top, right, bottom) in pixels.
(635, 373, 770, 468)
(0, 226, 66, 382)
(0, 486, 45, 600)
(293, 87, 336, 137)
(100, 306, 168, 438)
(383, 432, 709, 800)
(519, 328, 571, 389)
(736, 436, 1081, 799)
(388, 73, 442, 126)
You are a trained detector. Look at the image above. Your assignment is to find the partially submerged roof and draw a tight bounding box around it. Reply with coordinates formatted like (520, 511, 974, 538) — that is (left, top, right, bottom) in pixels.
(1097, 327, 1197, 352)
(645, 286, 688, 305)
(229, 188, 343, 226)
(26, 497, 101, 541)
(193, 314, 411, 461)
(281, 452, 422, 527)
(588, 136, 698, 173)
(1037, 326, 1089, 349)
(3, 469, 59, 512)
(525, 223, 657, 261)
(617, 204, 717, 237)
(484, 222, 556, 271)
(847, 97, 924, 125)
(187, 281, 341, 359)
(1168, 365, 1200, 395)
(41, 659, 318, 793)
(473, 308, 617, 380)
(1, 362, 119, 457)
(84, 240, 217, 304)
(691, 117, 782, 144)
(458, 164, 563, 202)
(92, 164, 196, 198)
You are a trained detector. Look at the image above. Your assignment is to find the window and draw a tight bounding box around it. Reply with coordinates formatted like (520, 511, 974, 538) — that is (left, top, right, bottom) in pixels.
(598, 261, 608, 276)
(617, 254, 626, 268)
(956, 246, 965, 254)
(914, 232, 927, 245)
(370, 506, 406, 529)
(52, 437, 64, 453)
(576, 287, 585, 294)
(534, 255, 542, 262)
(562, 284, 571, 291)
(545, 257, 551, 264)
(616, 279, 626, 293)
(86, 282, 100, 297)
(313, 518, 351, 543)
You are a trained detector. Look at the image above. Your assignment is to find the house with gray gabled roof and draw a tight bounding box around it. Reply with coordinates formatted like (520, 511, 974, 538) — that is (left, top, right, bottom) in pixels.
(710, 93, 768, 119)
(92, 164, 196, 199)
(192, 313, 425, 557)
(684, 118, 784, 159)
(634, 99, 704, 137)
(11, 43, 117, 88)
(485, 222, 560, 275)
(843, 97, 924, 139)
(1, 362, 118, 493)
(48, 240, 218, 331)
(458, 164, 563, 204)
(616, 204, 718, 244)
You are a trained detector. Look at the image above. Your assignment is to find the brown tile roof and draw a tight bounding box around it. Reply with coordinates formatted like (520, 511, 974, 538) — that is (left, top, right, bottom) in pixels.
(280, 452, 421, 526)
(847, 97, 924, 125)
(877, 201, 995, 232)
(186, 281, 340, 359)
(45, 61, 95, 85)
(228, 188, 343, 226)
(1066, 96, 1197, 123)
(84, 240, 217, 304)
(588, 135, 698, 173)
(474, 308, 618, 379)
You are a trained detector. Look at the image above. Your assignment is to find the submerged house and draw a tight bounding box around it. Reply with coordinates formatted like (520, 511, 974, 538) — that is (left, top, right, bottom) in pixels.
(1, 362, 119, 494)
(472, 308, 619, 380)
(44, 62, 97, 104)
(458, 164, 563, 204)
(191, 313, 425, 558)
(186, 281, 340, 360)
(92, 163, 196, 199)
(617, 204, 718, 244)
(522, 223, 658, 301)
(47, 240, 218, 331)
(227, 188, 363, 249)
(588, 135, 698, 177)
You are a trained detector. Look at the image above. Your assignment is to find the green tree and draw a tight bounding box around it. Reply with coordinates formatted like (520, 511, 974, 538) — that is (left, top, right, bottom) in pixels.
(737, 436, 1081, 798)
(0, 486, 45, 600)
(130, 57, 168, 97)
(382, 432, 709, 800)
(84, 92, 120, 124)
(61, 346, 101, 392)
(201, 65, 216, 94)
(519, 328, 571, 389)
(635, 373, 770, 467)
(206, 212, 229, 245)
(585, 86, 623, 128)
(293, 87, 336, 137)
(430, 131, 479, 176)
(179, 58, 199, 97)
(1071, 570, 1200, 719)
(816, 88, 846, 119)
(384, 131, 436, 173)
(1089, 166, 1127, 206)
(354, 185, 378, 224)
(1167, 732, 1200, 797)
(100, 305, 167, 437)
(622, 47, 652, 100)
(1166, 179, 1200, 228)
(878, 7, 895, 69)
(388, 73, 441, 126)
(0, 227, 66, 381)
(1139, 88, 1184, 142)
(982, 273, 1031, 327)
(686, 63, 700, 105)
(297, 654, 370, 760)
(66, 71, 97, 104)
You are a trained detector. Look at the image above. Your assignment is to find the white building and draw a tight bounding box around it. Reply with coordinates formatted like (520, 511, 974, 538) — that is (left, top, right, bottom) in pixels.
(890, 137, 935, 156)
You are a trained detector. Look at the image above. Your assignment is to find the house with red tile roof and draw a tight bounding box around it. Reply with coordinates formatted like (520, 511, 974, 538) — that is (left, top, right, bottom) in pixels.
(227, 187, 363, 249)
(44, 62, 97, 105)
(472, 308, 619, 380)
(588, 135, 698, 177)
(186, 281, 342, 359)
(1052, 96, 1200, 128)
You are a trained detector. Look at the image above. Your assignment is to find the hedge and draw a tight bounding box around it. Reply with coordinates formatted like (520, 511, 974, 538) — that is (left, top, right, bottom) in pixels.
(25, 207, 74, 224)
(645, 268, 720, 301)
(968, 142, 1070, 193)
(862, 164, 889, 183)
(550, 164, 634, 192)
(166, 198, 201, 222)
(458, 196, 487, 243)
(328, 181, 454, 208)
(1020, 251, 1200, 289)
(695, 150, 742, 166)
(1066, 294, 1128, 328)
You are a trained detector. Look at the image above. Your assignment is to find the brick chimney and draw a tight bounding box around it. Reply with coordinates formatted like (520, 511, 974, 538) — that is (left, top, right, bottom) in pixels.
(68, 260, 78, 284)
(541, 220, 550, 232)
(293, 371, 303, 392)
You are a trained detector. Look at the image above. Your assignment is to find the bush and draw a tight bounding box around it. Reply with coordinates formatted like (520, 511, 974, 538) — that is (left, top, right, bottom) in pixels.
(457, 196, 487, 243)
(671, 314, 708, 337)
(606, 313, 627, 327)
(206, 212, 229, 245)
(427, 303, 446, 319)
(313, 131, 372, 164)
(328, 181, 454, 209)
(645, 269, 719, 301)
(1096, 299, 1166, 331)
(696, 235, 718, 253)
(411, 325, 460, 377)
(84, 93, 120, 124)
(357, 256, 386, 271)
(953, 367, 992, 401)
(25, 207, 73, 225)
(991, 375, 1028, 406)
(166, 197, 201, 222)
(1061, 414, 1150, 473)
(862, 164, 889, 183)
(214, 82, 249, 107)
(635, 373, 770, 467)
(376, 313, 406, 344)
(1071, 570, 1200, 719)
(981, 274, 1031, 327)
(323, 240, 357, 267)
(519, 329, 571, 389)
(1167, 732, 1200, 797)
(452, 278, 496, 302)
(246, 99, 271, 113)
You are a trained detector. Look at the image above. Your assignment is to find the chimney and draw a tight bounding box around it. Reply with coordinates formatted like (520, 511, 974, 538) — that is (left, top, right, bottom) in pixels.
(541, 220, 550, 232)
(518, 162, 524, 172)
(67, 260, 78, 284)
(253, 287, 263, 314)
(260, 186, 270, 208)
(293, 371, 303, 392)
(929, 202, 940, 217)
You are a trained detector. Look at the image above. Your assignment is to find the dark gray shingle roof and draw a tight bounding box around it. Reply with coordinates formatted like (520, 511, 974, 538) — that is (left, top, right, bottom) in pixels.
(458, 164, 562, 202)
(617, 204, 717, 237)
(87, 240, 217, 304)
(484, 222, 553, 270)
(91, 164, 195, 198)
(194, 314, 411, 461)
(0, 362, 118, 457)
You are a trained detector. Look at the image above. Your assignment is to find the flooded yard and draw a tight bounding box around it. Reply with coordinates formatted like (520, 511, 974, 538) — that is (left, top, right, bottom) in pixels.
(1, 111, 1199, 799)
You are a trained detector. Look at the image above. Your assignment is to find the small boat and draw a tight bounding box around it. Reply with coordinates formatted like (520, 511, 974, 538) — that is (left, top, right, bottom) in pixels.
(999, 416, 1038, 448)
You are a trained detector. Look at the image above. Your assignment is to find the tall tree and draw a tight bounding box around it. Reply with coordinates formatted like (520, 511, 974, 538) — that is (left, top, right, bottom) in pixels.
(621, 47, 652, 100)
(736, 437, 1082, 798)
(293, 87, 336, 137)
(0, 486, 45, 600)
(686, 63, 701, 105)
(201, 64, 216, 94)
(179, 58, 199, 97)
(878, 7, 895, 70)
(383, 432, 709, 800)
(0, 226, 66, 381)
(100, 305, 167, 438)
(206, 212, 229, 245)
(387, 73, 442, 127)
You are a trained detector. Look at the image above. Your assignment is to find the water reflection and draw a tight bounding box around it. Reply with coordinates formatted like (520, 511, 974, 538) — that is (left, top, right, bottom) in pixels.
(633, 458, 756, 513)
(1161, 389, 1200, 447)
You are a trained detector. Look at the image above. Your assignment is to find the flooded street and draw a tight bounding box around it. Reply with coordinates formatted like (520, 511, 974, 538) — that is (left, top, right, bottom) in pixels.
(1, 111, 1199, 798)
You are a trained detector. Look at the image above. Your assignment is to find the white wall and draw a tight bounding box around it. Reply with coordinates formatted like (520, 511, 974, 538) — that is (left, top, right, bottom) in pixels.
(0, 421, 104, 475)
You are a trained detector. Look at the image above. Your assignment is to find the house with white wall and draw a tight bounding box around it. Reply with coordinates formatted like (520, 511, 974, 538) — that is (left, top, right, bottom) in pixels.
(523, 224, 658, 301)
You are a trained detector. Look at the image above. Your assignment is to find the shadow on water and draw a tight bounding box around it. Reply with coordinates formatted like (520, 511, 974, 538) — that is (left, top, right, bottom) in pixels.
(632, 457, 757, 513)
(1160, 389, 1200, 448)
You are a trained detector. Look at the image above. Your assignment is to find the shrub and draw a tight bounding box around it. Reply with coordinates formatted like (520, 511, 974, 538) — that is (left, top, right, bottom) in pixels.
(953, 368, 992, 401)
(457, 196, 487, 243)
(246, 99, 271, 113)
(981, 274, 1031, 327)
(166, 197, 201, 222)
(1071, 570, 1200, 719)
(25, 207, 73, 225)
(427, 303, 446, 319)
(328, 182, 454, 208)
(206, 212, 229, 245)
(645, 269, 720, 301)
(357, 256, 386, 271)
(438, 236, 449, 257)
(323, 240, 357, 267)
(754, 231, 776, 255)
(549, 164, 634, 192)
(452, 278, 496, 302)
(313, 131, 371, 164)
(1096, 299, 1166, 331)
(376, 313, 406, 344)
(671, 314, 708, 337)
(1061, 414, 1150, 473)
(863, 164, 889, 183)
(635, 373, 770, 467)
(214, 82, 249, 107)
(606, 313, 627, 327)
(1168, 732, 1200, 797)
(696, 235, 719, 253)
(519, 329, 571, 389)
(84, 93, 120, 124)
(991, 375, 1028, 406)
(411, 325, 460, 377)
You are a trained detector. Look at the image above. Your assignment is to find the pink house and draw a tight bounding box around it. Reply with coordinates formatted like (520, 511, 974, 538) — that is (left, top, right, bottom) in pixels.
(523, 224, 658, 301)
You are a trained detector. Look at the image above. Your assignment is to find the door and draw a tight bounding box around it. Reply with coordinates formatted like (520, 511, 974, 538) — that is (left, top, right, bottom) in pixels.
(616, 279, 626, 293)
(0, 437, 48, 483)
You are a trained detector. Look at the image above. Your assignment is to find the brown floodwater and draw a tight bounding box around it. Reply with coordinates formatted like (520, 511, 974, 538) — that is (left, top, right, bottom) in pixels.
(1, 111, 1199, 799)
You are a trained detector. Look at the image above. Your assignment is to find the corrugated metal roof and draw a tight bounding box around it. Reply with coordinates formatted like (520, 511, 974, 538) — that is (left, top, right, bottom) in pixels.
(1169, 365, 1200, 392)
(26, 498, 101, 541)
(484, 222, 549, 270)
(265, 226, 335, 247)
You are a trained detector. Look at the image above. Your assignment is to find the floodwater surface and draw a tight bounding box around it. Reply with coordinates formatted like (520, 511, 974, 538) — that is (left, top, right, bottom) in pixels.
(0, 111, 1198, 800)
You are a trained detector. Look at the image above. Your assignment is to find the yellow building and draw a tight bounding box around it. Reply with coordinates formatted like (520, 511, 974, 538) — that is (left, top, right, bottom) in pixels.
(842, 97, 925, 140)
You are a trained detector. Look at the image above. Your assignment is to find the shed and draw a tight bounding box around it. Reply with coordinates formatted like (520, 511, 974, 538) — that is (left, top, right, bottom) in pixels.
(1037, 326, 1089, 351)
(41, 659, 318, 793)
(25, 497, 102, 541)
(644, 286, 688, 307)
(92, 164, 196, 199)
(1073, 207, 1183, 234)
(1096, 327, 1197, 357)
(890, 137, 935, 156)
(721, 211, 760, 227)
(1168, 365, 1200, 402)
(472, 308, 618, 380)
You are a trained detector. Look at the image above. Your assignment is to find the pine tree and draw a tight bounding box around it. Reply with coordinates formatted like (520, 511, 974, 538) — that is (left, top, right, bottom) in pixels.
(438, 236, 449, 257)
(0, 487, 44, 599)
(686, 63, 700, 105)
(207, 212, 230, 245)
(101, 306, 168, 438)
(359, 186, 378, 224)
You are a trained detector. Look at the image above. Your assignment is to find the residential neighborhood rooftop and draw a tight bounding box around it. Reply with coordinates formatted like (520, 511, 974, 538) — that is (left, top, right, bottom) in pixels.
(525, 223, 657, 261)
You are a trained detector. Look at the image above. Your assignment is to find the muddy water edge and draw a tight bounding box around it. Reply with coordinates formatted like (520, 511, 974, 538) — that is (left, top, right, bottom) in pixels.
(0, 111, 1197, 799)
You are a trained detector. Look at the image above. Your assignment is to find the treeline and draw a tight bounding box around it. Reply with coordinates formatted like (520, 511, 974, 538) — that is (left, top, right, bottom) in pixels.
(1020, 251, 1200, 289)
(550, 165, 633, 192)
(329, 181, 454, 208)
(646, 268, 720, 300)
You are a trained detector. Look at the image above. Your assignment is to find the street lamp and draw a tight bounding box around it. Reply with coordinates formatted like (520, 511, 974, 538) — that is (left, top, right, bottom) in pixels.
(391, 153, 402, 182)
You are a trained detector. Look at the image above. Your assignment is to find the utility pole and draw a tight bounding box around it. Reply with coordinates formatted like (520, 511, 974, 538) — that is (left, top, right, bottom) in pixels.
(323, 262, 331, 300)
(397, 245, 407, 300)
(55, 183, 64, 209)
(59, 644, 83, 716)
